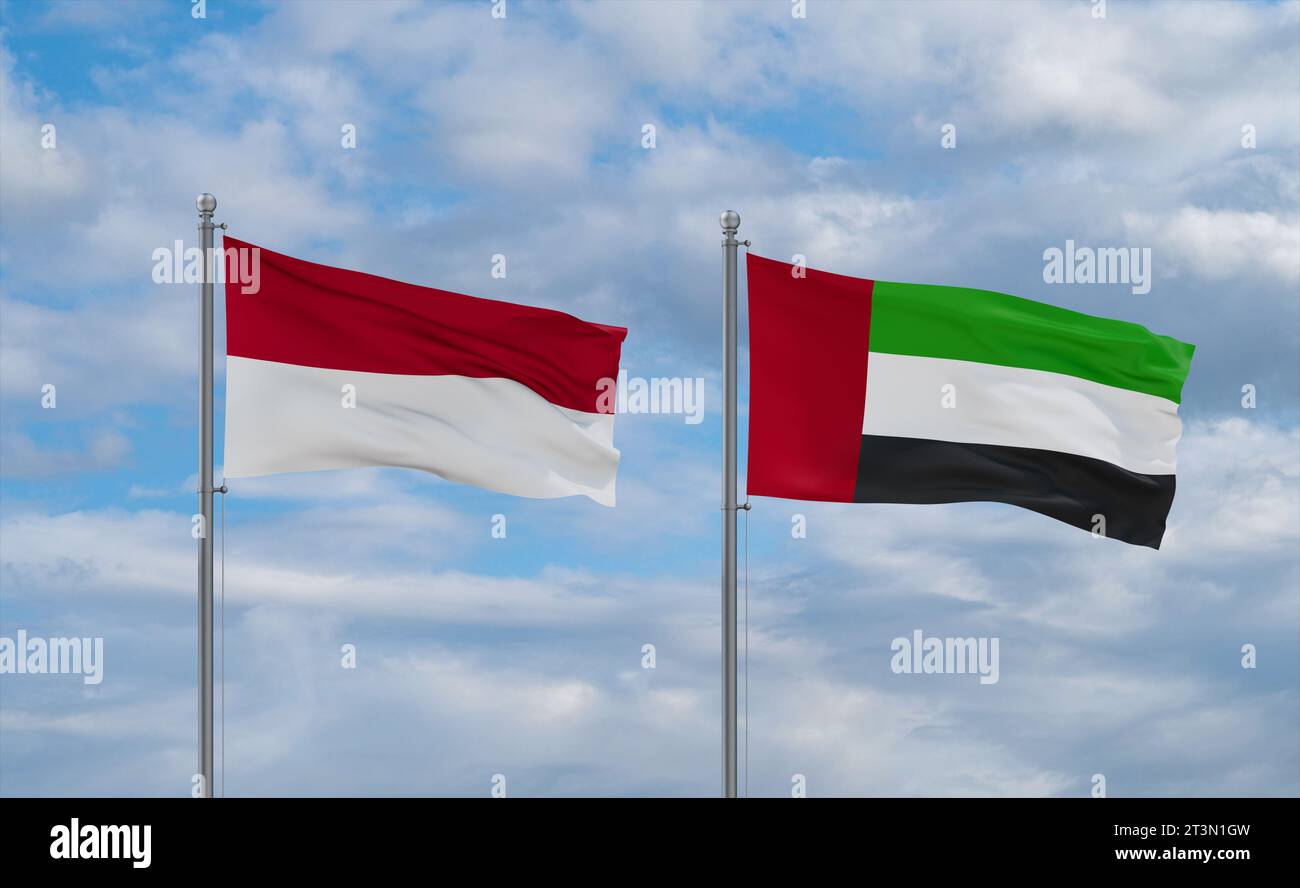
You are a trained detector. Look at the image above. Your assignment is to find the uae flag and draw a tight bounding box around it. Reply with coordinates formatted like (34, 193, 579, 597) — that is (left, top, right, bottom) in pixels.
(222, 237, 627, 505)
(746, 254, 1194, 548)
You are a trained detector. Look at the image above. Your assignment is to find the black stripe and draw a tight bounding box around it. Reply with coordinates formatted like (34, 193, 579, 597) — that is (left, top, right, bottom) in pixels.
(853, 435, 1176, 548)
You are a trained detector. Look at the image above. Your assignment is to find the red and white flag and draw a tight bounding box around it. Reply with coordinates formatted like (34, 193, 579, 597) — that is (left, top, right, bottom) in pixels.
(221, 237, 627, 505)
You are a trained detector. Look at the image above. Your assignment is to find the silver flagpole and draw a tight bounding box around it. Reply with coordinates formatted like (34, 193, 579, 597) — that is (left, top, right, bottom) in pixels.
(720, 210, 740, 798)
(196, 193, 217, 798)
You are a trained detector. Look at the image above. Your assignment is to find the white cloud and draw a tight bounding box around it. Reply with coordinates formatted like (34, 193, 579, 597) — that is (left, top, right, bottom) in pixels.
(0, 294, 195, 411)
(1124, 206, 1300, 284)
(0, 427, 130, 477)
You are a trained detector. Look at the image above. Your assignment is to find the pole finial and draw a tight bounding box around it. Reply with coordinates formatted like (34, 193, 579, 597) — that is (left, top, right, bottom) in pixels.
(719, 210, 740, 231)
(197, 193, 217, 214)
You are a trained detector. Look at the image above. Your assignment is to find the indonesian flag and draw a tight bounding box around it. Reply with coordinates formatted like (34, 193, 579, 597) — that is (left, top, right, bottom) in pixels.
(746, 254, 1195, 548)
(222, 237, 627, 505)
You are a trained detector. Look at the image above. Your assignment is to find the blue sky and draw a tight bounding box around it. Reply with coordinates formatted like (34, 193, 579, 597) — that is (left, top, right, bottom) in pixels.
(1, 0, 1297, 796)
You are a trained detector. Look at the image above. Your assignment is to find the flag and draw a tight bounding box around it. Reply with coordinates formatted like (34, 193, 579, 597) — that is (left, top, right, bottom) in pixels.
(222, 237, 627, 505)
(745, 254, 1194, 547)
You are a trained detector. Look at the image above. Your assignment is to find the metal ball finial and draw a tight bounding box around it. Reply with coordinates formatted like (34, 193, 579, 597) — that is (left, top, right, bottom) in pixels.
(196, 193, 217, 213)
(719, 210, 740, 231)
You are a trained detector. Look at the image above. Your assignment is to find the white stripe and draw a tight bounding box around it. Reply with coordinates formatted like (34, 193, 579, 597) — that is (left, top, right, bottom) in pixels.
(224, 356, 619, 505)
(862, 352, 1181, 475)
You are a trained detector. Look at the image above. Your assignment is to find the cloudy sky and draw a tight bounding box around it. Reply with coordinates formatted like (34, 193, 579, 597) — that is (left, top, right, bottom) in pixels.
(1, 0, 1297, 797)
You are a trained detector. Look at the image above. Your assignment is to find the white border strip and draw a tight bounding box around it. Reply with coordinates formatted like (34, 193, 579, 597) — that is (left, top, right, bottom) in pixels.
(224, 356, 619, 505)
(862, 351, 1181, 475)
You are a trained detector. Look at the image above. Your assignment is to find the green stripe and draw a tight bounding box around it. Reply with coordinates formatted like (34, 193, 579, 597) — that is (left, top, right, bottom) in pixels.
(868, 280, 1195, 402)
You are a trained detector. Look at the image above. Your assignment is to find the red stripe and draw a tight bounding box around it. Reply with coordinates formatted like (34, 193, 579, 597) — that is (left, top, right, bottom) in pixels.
(223, 236, 626, 414)
(745, 253, 873, 502)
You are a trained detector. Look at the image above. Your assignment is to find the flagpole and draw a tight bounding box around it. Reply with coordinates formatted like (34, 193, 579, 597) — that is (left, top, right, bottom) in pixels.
(196, 193, 217, 798)
(720, 210, 741, 798)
